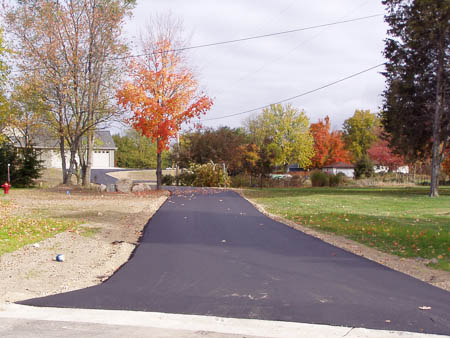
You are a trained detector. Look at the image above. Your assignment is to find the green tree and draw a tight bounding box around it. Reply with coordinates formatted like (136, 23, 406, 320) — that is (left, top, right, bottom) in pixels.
(246, 104, 314, 172)
(342, 109, 379, 161)
(381, 0, 449, 197)
(113, 129, 169, 169)
(0, 143, 43, 187)
(354, 155, 375, 179)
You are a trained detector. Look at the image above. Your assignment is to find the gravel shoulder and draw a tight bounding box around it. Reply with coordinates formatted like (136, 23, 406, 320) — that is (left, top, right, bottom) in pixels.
(237, 189, 450, 292)
(0, 187, 168, 303)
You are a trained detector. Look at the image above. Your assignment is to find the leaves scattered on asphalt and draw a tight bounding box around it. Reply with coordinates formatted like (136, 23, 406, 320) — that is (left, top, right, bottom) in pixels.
(418, 306, 431, 310)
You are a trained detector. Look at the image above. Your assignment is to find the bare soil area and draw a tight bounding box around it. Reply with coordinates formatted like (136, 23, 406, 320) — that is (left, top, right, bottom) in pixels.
(238, 190, 450, 292)
(0, 187, 168, 303)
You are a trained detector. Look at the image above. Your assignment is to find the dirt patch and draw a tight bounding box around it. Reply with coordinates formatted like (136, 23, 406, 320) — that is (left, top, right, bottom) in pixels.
(236, 189, 450, 292)
(0, 188, 168, 303)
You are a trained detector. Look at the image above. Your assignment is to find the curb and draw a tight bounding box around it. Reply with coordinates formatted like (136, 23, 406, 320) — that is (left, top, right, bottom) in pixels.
(0, 303, 446, 338)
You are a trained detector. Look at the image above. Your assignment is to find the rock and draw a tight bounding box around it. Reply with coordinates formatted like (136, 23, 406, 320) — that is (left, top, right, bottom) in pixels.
(115, 179, 133, 193)
(131, 184, 146, 192)
(106, 184, 116, 193)
(430, 258, 439, 264)
(99, 184, 107, 192)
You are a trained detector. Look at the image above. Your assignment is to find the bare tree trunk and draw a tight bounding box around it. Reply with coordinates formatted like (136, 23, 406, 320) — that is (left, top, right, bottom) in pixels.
(430, 32, 445, 198)
(60, 132, 68, 184)
(83, 130, 94, 186)
(156, 150, 162, 190)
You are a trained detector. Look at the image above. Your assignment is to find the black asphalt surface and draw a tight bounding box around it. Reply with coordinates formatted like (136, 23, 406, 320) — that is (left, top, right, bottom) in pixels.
(91, 169, 126, 185)
(20, 189, 450, 335)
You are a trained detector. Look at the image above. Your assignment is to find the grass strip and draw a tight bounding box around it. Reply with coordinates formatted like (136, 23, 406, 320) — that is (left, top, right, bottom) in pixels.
(244, 187, 450, 271)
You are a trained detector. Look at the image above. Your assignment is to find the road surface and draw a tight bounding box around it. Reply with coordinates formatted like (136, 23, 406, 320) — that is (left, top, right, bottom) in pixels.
(19, 189, 450, 335)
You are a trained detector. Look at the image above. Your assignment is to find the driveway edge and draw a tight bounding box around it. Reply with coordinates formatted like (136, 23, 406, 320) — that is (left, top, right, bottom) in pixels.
(233, 189, 450, 292)
(0, 303, 445, 338)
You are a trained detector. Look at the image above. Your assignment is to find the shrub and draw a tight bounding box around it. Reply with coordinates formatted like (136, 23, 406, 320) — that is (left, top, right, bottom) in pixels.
(328, 173, 345, 187)
(192, 162, 230, 187)
(230, 174, 251, 188)
(311, 171, 329, 187)
(354, 156, 374, 179)
(162, 174, 174, 186)
(177, 170, 196, 186)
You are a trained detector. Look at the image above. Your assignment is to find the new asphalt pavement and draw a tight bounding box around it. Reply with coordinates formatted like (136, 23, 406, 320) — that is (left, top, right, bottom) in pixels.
(19, 188, 450, 335)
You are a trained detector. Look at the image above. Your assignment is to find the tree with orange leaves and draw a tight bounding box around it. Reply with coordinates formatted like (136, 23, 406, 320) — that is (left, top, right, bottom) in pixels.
(117, 26, 213, 189)
(443, 148, 450, 177)
(310, 116, 351, 168)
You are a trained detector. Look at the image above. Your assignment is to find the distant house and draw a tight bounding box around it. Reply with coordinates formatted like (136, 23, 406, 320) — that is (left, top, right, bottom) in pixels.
(10, 130, 117, 169)
(287, 164, 307, 172)
(322, 162, 354, 178)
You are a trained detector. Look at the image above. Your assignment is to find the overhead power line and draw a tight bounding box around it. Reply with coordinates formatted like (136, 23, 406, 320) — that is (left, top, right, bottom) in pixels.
(201, 63, 386, 122)
(130, 13, 383, 57)
(10, 13, 383, 73)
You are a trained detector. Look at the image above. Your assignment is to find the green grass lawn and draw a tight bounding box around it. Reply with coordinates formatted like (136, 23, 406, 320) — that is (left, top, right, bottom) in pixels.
(244, 187, 450, 271)
(0, 198, 78, 256)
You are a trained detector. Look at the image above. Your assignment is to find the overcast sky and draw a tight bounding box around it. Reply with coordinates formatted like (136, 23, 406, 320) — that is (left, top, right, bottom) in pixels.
(124, 0, 388, 131)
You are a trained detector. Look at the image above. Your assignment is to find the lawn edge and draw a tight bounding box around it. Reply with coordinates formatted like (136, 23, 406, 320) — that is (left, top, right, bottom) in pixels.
(232, 188, 450, 293)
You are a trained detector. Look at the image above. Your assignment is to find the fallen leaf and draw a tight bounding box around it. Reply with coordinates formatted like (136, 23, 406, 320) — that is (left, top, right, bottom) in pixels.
(418, 306, 431, 310)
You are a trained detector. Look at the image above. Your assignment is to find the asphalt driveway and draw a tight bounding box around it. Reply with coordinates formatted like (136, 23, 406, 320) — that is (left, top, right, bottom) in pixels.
(20, 189, 450, 335)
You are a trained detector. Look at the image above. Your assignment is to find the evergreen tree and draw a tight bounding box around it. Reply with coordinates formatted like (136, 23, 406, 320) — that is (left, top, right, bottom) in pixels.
(381, 0, 449, 197)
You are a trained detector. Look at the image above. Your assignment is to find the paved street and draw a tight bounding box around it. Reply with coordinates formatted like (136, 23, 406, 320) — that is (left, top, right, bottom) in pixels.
(19, 189, 450, 335)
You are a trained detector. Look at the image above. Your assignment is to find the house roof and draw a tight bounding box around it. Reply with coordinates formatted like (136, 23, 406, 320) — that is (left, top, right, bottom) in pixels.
(323, 162, 354, 169)
(11, 130, 116, 150)
(94, 130, 116, 149)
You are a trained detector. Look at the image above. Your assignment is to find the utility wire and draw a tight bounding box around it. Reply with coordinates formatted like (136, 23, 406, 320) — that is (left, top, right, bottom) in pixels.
(10, 13, 383, 73)
(201, 63, 385, 122)
(130, 13, 383, 57)
(210, 1, 375, 100)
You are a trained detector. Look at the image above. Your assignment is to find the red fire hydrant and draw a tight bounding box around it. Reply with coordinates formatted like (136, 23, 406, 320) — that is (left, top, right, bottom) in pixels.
(1, 182, 11, 194)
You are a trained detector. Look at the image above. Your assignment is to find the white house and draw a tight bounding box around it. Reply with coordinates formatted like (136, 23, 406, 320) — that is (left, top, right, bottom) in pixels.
(322, 162, 355, 178)
(12, 130, 117, 169)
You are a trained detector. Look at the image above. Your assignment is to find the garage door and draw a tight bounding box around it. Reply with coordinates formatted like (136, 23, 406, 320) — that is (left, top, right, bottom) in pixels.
(93, 151, 111, 168)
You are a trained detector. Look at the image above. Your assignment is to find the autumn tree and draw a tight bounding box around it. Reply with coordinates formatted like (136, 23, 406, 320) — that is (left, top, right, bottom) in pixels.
(368, 137, 405, 172)
(443, 148, 450, 178)
(5, 0, 135, 184)
(5, 75, 49, 147)
(246, 104, 314, 172)
(117, 16, 213, 190)
(176, 127, 249, 174)
(235, 141, 276, 187)
(310, 116, 351, 168)
(0, 29, 9, 136)
(342, 109, 379, 161)
(381, 0, 449, 197)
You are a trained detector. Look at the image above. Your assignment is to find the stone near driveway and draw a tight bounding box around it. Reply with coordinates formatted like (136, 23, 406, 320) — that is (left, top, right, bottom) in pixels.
(116, 179, 133, 193)
(132, 183, 153, 192)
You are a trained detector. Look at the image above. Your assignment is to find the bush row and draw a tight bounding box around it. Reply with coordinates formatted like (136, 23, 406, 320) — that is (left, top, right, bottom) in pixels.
(310, 171, 346, 187)
(162, 162, 230, 187)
